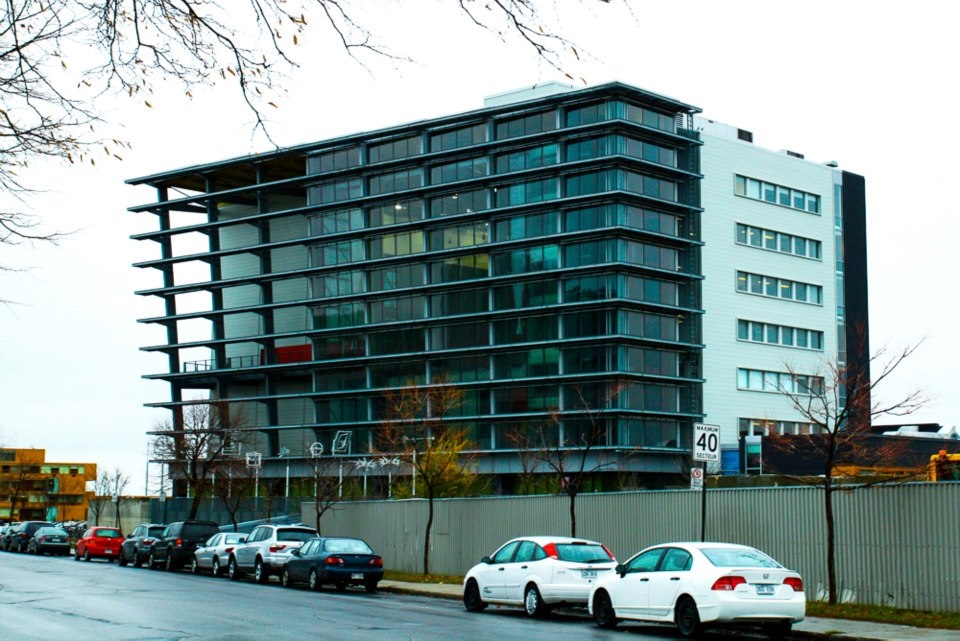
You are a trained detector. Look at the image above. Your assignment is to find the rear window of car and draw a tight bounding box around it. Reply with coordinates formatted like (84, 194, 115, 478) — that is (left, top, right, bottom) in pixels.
(277, 528, 318, 542)
(37, 528, 68, 537)
(701, 547, 782, 568)
(555, 543, 613, 563)
(323, 538, 373, 554)
(148, 526, 166, 537)
(97, 528, 123, 538)
(182, 524, 220, 539)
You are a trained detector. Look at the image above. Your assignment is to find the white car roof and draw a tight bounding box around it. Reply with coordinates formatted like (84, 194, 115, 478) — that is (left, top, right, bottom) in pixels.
(504, 535, 606, 546)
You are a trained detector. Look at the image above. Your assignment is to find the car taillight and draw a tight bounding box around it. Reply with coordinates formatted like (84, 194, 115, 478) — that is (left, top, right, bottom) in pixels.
(144, 538, 156, 545)
(175, 538, 182, 546)
(543, 543, 558, 559)
(370, 557, 383, 567)
(225, 547, 234, 554)
(711, 575, 747, 591)
(325, 556, 345, 566)
(601, 544, 616, 561)
(784, 577, 804, 592)
(39, 536, 48, 542)
(269, 544, 287, 553)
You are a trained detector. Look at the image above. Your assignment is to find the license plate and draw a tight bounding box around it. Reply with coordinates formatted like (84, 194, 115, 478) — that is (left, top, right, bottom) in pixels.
(105, 549, 113, 554)
(351, 573, 363, 580)
(581, 570, 597, 580)
(756, 584, 774, 595)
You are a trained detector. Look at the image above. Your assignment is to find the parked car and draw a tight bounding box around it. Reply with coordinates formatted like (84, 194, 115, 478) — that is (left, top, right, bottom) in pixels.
(281, 536, 383, 592)
(149, 520, 221, 571)
(75, 526, 124, 561)
(227, 523, 318, 584)
(119, 523, 166, 568)
(0, 522, 19, 550)
(191, 531, 247, 576)
(463, 535, 617, 617)
(587, 541, 805, 639)
(27, 526, 71, 556)
(7, 521, 54, 553)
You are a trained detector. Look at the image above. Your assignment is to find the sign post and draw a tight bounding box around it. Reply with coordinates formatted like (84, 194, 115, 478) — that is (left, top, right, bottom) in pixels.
(692, 423, 721, 542)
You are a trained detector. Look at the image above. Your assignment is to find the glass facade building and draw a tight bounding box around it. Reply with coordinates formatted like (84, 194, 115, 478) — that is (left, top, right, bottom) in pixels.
(129, 82, 709, 491)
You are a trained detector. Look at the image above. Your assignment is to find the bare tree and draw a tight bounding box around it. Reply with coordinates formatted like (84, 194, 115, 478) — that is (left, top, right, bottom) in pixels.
(767, 337, 926, 604)
(88, 470, 112, 526)
(104, 466, 130, 529)
(211, 455, 258, 532)
(305, 452, 356, 535)
(377, 378, 476, 575)
(514, 382, 623, 537)
(151, 400, 247, 520)
(0, 1, 607, 266)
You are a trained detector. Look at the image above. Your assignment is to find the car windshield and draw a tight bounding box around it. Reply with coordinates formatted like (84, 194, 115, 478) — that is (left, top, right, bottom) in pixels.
(555, 543, 612, 563)
(97, 528, 123, 538)
(182, 524, 220, 538)
(701, 547, 783, 568)
(37, 528, 68, 536)
(323, 538, 373, 554)
(148, 526, 166, 537)
(278, 529, 317, 542)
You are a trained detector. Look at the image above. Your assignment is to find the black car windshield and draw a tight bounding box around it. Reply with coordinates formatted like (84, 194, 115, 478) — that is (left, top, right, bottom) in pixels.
(555, 543, 612, 563)
(701, 547, 782, 568)
(323, 538, 373, 554)
(278, 529, 317, 542)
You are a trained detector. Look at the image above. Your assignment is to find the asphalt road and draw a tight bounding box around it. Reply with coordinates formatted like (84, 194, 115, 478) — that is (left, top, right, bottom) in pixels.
(0, 552, 748, 641)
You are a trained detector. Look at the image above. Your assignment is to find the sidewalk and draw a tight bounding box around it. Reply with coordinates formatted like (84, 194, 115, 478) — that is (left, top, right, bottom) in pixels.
(378, 581, 960, 641)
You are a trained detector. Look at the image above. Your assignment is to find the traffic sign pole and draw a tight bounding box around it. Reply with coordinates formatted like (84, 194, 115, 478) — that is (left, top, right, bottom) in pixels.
(692, 423, 721, 542)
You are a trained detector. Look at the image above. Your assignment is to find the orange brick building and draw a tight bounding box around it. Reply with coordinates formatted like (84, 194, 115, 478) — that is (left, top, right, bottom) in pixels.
(0, 448, 97, 522)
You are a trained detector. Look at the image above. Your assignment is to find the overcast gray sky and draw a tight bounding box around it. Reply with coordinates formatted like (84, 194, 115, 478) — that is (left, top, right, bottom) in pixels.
(1, 1, 955, 493)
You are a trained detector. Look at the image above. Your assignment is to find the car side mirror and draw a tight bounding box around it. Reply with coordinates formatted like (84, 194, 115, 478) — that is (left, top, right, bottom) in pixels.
(239, 537, 247, 543)
(290, 548, 300, 557)
(616, 564, 627, 577)
(481, 556, 492, 564)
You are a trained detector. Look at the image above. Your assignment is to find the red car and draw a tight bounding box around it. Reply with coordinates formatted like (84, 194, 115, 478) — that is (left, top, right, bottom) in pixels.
(75, 526, 124, 562)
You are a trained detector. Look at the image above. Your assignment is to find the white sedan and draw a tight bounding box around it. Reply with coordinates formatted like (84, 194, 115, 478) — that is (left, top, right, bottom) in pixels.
(463, 535, 617, 617)
(191, 532, 247, 577)
(588, 542, 804, 639)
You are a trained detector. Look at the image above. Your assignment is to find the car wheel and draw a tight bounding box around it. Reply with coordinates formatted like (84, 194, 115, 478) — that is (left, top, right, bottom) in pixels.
(365, 581, 378, 594)
(308, 568, 320, 591)
(463, 580, 487, 612)
(281, 568, 292, 588)
(228, 557, 241, 581)
(593, 590, 618, 629)
(165, 553, 175, 572)
(762, 620, 792, 640)
(118, 550, 128, 567)
(212, 557, 221, 577)
(523, 584, 549, 618)
(191, 557, 200, 574)
(74, 549, 80, 561)
(133, 551, 143, 568)
(148, 552, 158, 569)
(254, 558, 269, 584)
(675, 596, 703, 638)
(83, 550, 91, 562)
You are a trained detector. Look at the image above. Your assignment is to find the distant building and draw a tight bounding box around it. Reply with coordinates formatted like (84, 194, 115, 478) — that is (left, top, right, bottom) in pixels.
(0, 449, 97, 522)
(128, 81, 867, 492)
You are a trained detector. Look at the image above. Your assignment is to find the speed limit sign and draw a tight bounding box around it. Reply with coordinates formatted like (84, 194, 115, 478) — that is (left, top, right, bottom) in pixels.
(693, 423, 721, 462)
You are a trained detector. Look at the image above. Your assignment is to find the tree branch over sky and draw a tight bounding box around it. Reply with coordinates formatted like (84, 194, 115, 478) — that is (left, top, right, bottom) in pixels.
(0, 0, 612, 267)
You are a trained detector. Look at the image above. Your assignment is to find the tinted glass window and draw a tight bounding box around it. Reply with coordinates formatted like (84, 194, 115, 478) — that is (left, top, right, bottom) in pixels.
(491, 541, 520, 564)
(182, 524, 220, 539)
(277, 529, 318, 542)
(555, 543, 612, 563)
(323, 538, 374, 554)
(97, 528, 123, 538)
(701, 547, 782, 568)
(627, 548, 664, 573)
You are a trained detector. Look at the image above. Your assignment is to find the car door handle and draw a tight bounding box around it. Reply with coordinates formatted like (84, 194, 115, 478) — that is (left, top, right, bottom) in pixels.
(520, 565, 528, 569)
(639, 577, 649, 582)
(498, 567, 505, 572)
(670, 577, 681, 581)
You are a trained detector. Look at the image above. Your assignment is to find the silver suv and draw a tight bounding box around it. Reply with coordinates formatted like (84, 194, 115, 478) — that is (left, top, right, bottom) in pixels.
(227, 523, 317, 584)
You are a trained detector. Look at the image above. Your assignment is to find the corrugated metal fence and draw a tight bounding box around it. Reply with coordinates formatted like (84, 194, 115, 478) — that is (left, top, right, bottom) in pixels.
(305, 482, 960, 612)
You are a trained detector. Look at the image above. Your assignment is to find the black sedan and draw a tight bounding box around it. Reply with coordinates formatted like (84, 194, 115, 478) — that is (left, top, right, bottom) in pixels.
(27, 527, 71, 556)
(281, 537, 383, 593)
